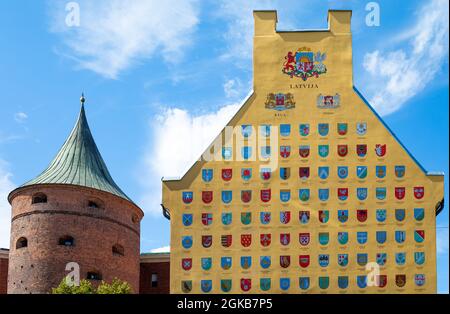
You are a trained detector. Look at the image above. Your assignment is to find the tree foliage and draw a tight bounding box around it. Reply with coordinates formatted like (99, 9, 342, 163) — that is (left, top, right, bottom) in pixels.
(52, 277, 131, 294)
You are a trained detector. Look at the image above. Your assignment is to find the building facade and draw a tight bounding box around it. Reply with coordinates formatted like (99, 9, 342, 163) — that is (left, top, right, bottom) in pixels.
(6, 96, 144, 294)
(162, 10, 445, 294)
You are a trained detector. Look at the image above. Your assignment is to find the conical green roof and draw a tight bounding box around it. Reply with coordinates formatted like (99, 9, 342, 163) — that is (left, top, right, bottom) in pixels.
(18, 102, 132, 202)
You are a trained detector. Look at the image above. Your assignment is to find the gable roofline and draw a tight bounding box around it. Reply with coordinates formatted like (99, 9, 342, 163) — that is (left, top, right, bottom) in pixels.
(353, 86, 429, 175)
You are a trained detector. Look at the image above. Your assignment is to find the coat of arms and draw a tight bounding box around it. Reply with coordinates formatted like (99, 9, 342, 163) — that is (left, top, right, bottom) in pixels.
(265, 93, 296, 111)
(317, 94, 340, 109)
(282, 47, 327, 80)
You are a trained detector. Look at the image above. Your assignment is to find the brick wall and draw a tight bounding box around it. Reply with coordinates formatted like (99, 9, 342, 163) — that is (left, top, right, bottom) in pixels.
(139, 254, 170, 294)
(0, 250, 8, 294)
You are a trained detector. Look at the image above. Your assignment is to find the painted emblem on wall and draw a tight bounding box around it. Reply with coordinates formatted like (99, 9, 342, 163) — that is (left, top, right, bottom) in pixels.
(317, 94, 340, 109)
(201, 280, 212, 293)
(265, 93, 296, 111)
(282, 47, 327, 80)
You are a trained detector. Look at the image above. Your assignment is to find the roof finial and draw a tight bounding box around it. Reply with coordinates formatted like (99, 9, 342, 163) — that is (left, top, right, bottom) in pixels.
(80, 93, 85, 105)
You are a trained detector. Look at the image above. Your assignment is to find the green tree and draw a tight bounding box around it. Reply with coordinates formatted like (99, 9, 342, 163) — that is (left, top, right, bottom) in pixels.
(51, 277, 95, 294)
(96, 278, 132, 294)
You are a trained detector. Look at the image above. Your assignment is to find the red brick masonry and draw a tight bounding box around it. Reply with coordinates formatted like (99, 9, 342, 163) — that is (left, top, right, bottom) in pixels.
(0, 249, 8, 294)
(139, 253, 170, 294)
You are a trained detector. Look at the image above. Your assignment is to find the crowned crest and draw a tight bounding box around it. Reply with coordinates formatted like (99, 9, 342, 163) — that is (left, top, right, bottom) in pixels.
(265, 93, 296, 111)
(317, 94, 340, 109)
(283, 48, 327, 80)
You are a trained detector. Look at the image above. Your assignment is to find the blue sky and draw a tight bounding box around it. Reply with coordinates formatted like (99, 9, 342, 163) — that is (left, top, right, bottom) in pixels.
(0, 0, 448, 293)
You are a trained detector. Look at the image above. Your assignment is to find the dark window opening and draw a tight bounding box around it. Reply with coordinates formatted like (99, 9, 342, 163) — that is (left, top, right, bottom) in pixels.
(88, 200, 100, 209)
(132, 214, 139, 224)
(16, 237, 28, 249)
(112, 244, 124, 256)
(32, 193, 47, 204)
(151, 273, 158, 288)
(58, 236, 75, 247)
(87, 272, 102, 281)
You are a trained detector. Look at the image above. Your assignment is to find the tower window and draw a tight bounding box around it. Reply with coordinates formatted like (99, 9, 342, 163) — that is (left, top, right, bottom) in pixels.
(132, 214, 139, 224)
(151, 273, 158, 288)
(16, 237, 28, 249)
(58, 236, 75, 247)
(112, 244, 124, 256)
(88, 200, 103, 209)
(86, 272, 102, 281)
(32, 193, 47, 204)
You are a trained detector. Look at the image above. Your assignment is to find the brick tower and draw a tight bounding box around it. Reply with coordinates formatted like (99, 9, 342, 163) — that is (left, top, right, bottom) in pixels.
(7, 95, 144, 294)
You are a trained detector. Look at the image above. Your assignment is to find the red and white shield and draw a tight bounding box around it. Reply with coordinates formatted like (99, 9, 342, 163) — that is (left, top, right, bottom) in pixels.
(337, 145, 348, 157)
(280, 211, 291, 224)
(202, 235, 212, 248)
(240, 278, 251, 292)
(260, 189, 271, 202)
(299, 233, 310, 246)
(338, 188, 348, 199)
(280, 146, 291, 158)
(395, 187, 405, 200)
(260, 234, 271, 247)
(357, 209, 367, 222)
(241, 190, 252, 203)
(375, 144, 386, 157)
(280, 233, 290, 246)
(414, 186, 424, 199)
(299, 255, 310, 268)
(221, 168, 232, 181)
(182, 258, 192, 271)
(202, 191, 213, 204)
(241, 234, 252, 247)
(201, 213, 212, 226)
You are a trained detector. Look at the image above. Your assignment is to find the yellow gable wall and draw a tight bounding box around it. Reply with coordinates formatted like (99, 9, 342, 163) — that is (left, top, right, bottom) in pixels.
(162, 10, 444, 294)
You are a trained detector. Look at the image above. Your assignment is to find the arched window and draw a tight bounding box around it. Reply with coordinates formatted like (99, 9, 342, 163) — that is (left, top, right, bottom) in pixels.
(88, 199, 103, 209)
(58, 235, 75, 247)
(131, 214, 139, 224)
(86, 271, 102, 281)
(112, 244, 124, 256)
(16, 237, 28, 249)
(32, 193, 47, 204)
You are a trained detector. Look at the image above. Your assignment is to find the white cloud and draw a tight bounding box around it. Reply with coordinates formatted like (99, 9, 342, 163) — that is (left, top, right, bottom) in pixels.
(48, 0, 199, 79)
(437, 226, 449, 255)
(14, 112, 28, 123)
(0, 159, 15, 249)
(150, 245, 170, 253)
(362, 0, 449, 116)
(139, 101, 242, 214)
(223, 78, 249, 100)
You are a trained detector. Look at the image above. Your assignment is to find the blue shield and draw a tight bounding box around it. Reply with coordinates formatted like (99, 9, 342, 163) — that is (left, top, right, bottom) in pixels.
(376, 166, 386, 179)
(414, 208, 424, 221)
(338, 232, 348, 245)
(415, 274, 426, 287)
(280, 278, 290, 291)
(280, 124, 291, 137)
(222, 147, 232, 160)
(338, 276, 349, 289)
(376, 253, 386, 266)
(222, 212, 232, 225)
(376, 231, 387, 244)
(182, 214, 193, 226)
(414, 230, 425, 243)
(299, 277, 310, 290)
(221, 257, 232, 270)
(318, 277, 329, 289)
(396, 252, 406, 265)
(357, 232, 368, 244)
(260, 125, 271, 137)
(318, 254, 329, 267)
(182, 191, 193, 204)
(318, 123, 329, 136)
(356, 166, 367, 179)
(260, 146, 271, 159)
(260, 256, 271, 269)
(241, 256, 252, 269)
(260, 278, 271, 291)
(376, 187, 386, 200)
(338, 166, 348, 179)
(357, 254, 368, 266)
(280, 167, 290, 180)
(319, 232, 329, 245)
(337, 210, 348, 223)
(241, 147, 252, 160)
(357, 188, 368, 201)
(395, 209, 405, 222)
(260, 212, 271, 225)
(241, 125, 252, 138)
(414, 252, 425, 265)
(221, 279, 232, 293)
(202, 169, 213, 182)
(280, 190, 291, 202)
(299, 189, 310, 202)
(201, 257, 212, 271)
(318, 188, 329, 201)
(318, 145, 329, 158)
(395, 165, 405, 178)
(201, 280, 212, 293)
(318, 166, 329, 179)
(241, 168, 252, 181)
(221, 191, 232, 204)
(338, 254, 348, 267)
(357, 276, 367, 288)
(376, 209, 386, 222)
(182, 236, 193, 249)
